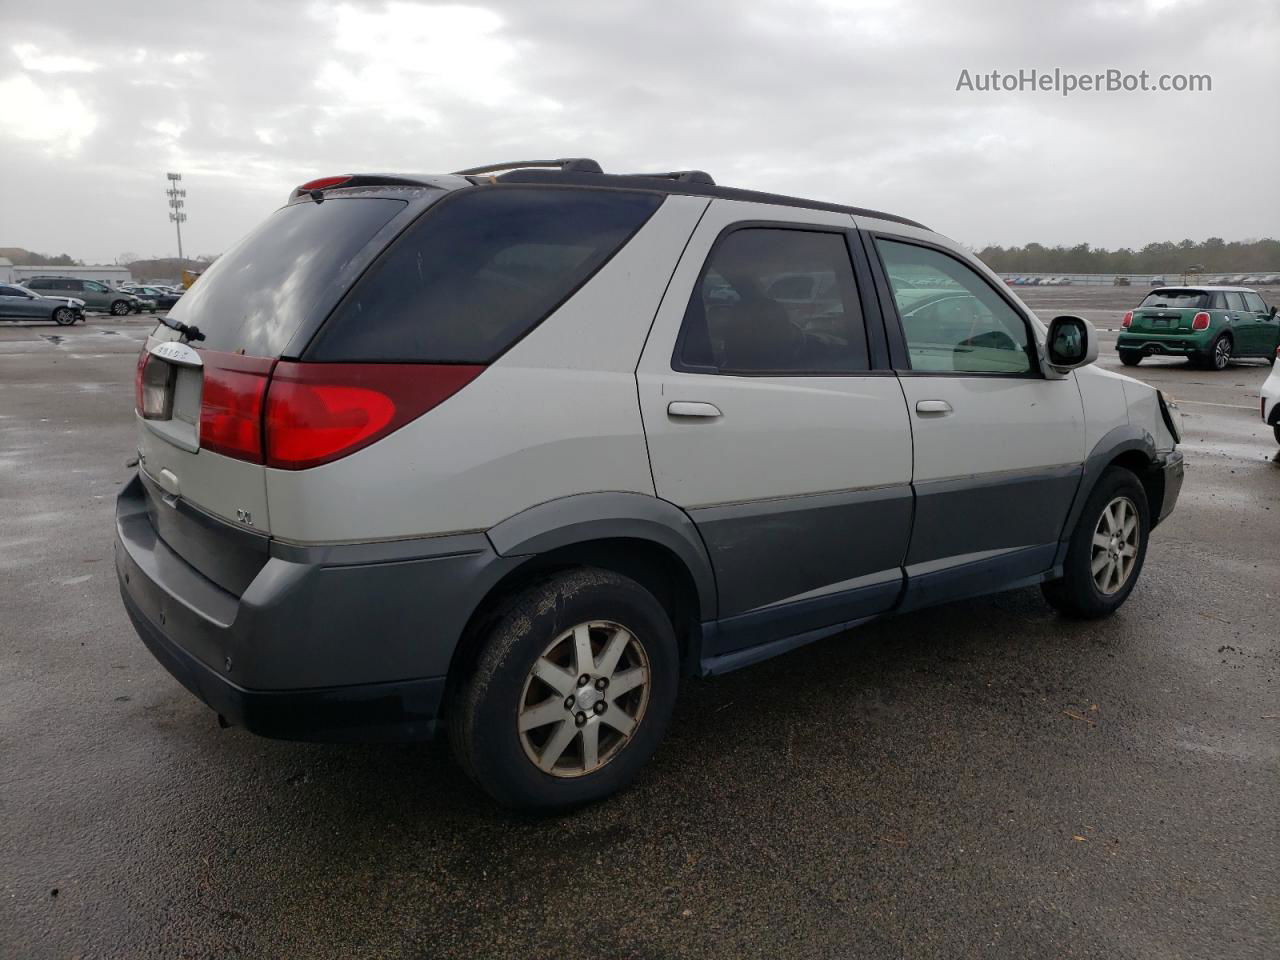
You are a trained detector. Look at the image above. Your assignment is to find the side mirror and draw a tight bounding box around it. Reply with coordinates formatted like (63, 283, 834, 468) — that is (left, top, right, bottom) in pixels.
(1044, 315, 1098, 373)
(1269, 305, 1277, 319)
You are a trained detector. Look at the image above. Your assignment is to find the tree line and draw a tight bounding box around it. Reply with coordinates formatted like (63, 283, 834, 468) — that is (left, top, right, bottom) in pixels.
(973, 237, 1280, 275)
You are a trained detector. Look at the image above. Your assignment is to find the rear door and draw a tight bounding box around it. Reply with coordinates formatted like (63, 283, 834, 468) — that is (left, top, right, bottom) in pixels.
(862, 226, 1086, 609)
(1223, 291, 1251, 352)
(637, 201, 913, 658)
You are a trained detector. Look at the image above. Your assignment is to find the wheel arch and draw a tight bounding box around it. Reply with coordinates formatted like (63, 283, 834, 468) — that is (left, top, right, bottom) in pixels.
(444, 493, 718, 704)
(1057, 427, 1161, 556)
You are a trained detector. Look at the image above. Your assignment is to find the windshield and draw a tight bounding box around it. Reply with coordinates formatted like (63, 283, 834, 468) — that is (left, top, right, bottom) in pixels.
(163, 196, 407, 356)
(1139, 289, 1206, 309)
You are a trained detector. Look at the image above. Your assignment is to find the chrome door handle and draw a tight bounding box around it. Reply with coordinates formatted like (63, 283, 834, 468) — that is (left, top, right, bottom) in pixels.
(668, 401, 722, 419)
(915, 399, 953, 415)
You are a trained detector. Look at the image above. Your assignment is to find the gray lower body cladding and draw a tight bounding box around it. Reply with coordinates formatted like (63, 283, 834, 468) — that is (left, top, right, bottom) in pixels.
(115, 474, 521, 740)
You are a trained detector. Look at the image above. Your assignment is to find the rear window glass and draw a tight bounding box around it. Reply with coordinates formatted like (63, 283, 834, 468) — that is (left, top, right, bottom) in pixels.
(165, 197, 406, 356)
(1139, 290, 1206, 309)
(307, 187, 662, 363)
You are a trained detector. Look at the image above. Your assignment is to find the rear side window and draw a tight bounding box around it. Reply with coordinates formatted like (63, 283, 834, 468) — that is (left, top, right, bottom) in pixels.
(309, 188, 662, 363)
(1139, 290, 1206, 308)
(675, 228, 869, 374)
(1242, 291, 1267, 312)
(1225, 292, 1247, 311)
(165, 197, 407, 357)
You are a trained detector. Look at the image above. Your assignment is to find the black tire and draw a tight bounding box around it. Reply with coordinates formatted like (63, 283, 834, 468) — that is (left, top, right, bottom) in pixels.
(1118, 350, 1142, 367)
(1042, 466, 1150, 619)
(1208, 332, 1232, 370)
(109, 299, 130, 316)
(449, 568, 679, 811)
(52, 307, 76, 326)
(1274, 423, 1280, 446)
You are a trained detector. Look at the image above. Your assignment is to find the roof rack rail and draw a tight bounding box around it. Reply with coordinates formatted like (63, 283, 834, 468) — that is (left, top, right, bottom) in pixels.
(625, 170, 716, 185)
(451, 158, 603, 176)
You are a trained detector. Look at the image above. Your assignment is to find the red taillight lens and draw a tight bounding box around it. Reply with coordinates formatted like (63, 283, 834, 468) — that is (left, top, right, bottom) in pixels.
(198, 353, 275, 462)
(1122, 311, 1133, 328)
(298, 175, 352, 192)
(264, 363, 484, 470)
(1192, 311, 1210, 331)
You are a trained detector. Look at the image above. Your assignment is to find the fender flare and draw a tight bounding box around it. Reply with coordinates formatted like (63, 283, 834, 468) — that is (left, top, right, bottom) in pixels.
(1056, 425, 1157, 555)
(486, 491, 718, 620)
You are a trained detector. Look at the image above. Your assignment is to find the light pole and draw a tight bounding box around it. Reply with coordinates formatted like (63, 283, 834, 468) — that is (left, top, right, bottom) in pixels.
(166, 172, 187, 260)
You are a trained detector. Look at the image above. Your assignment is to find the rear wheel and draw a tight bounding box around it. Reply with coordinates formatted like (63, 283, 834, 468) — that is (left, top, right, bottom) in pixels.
(1042, 466, 1149, 619)
(1118, 349, 1142, 367)
(109, 299, 130, 316)
(449, 568, 678, 811)
(52, 307, 76, 326)
(1208, 333, 1232, 370)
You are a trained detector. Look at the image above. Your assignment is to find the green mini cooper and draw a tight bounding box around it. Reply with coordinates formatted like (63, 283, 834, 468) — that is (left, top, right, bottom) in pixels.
(1117, 286, 1278, 369)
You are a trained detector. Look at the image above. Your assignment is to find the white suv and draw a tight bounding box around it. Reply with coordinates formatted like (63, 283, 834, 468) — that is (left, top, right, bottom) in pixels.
(115, 159, 1184, 809)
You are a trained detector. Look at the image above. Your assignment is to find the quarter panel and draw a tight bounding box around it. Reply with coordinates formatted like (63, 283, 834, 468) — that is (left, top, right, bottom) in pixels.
(264, 196, 708, 544)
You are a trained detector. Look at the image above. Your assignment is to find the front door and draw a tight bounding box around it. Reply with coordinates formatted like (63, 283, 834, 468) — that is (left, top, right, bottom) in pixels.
(866, 232, 1086, 610)
(637, 201, 913, 658)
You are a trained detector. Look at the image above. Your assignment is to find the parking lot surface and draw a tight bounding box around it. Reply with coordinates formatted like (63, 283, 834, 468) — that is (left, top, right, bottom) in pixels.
(2, 287, 1278, 958)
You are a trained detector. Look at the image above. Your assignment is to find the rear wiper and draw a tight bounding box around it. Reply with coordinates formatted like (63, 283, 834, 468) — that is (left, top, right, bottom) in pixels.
(158, 316, 205, 342)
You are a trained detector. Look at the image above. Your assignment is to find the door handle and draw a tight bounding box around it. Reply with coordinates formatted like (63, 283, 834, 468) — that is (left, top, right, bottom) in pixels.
(915, 399, 953, 416)
(668, 401, 722, 419)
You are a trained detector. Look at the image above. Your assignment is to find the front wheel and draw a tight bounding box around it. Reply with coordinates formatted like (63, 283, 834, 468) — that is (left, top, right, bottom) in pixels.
(449, 568, 678, 811)
(1042, 466, 1150, 619)
(109, 299, 130, 316)
(1274, 423, 1280, 446)
(53, 307, 77, 326)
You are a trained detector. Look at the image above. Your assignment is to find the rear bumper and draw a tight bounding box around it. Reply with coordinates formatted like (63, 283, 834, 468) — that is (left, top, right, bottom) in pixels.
(114, 474, 520, 741)
(120, 583, 445, 741)
(1117, 333, 1208, 357)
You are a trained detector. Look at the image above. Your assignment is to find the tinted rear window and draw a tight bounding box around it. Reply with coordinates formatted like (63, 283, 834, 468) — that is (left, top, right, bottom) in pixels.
(1139, 289, 1206, 309)
(164, 197, 406, 356)
(307, 187, 662, 363)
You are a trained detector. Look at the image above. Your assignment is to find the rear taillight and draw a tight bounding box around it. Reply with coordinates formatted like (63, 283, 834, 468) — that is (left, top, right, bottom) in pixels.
(1122, 311, 1133, 328)
(1192, 311, 1210, 331)
(134, 351, 147, 412)
(137, 353, 175, 420)
(263, 363, 484, 470)
(198, 353, 275, 462)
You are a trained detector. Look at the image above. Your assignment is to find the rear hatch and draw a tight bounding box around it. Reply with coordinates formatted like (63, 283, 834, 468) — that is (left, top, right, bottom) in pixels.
(133, 185, 442, 590)
(1129, 288, 1205, 332)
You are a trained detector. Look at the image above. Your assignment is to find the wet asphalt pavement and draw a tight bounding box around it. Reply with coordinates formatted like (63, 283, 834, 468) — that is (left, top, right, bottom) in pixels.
(1, 288, 1277, 959)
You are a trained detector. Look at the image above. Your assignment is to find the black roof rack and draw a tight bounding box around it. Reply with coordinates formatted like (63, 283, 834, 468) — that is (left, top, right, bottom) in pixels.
(490, 167, 927, 230)
(451, 158, 604, 176)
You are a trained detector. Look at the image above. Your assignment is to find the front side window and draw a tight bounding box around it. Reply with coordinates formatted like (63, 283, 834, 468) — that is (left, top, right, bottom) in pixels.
(1242, 291, 1267, 313)
(876, 240, 1033, 375)
(675, 228, 869, 374)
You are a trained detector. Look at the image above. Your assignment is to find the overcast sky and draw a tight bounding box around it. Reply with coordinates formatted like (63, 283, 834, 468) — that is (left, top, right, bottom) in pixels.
(2, 0, 1277, 264)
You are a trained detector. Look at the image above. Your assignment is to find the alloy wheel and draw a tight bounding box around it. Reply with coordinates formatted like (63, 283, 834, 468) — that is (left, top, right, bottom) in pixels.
(517, 620, 650, 778)
(1091, 496, 1139, 595)
(1213, 337, 1231, 369)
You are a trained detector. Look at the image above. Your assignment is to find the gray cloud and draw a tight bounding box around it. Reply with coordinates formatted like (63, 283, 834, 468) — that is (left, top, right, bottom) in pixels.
(2, 0, 1277, 263)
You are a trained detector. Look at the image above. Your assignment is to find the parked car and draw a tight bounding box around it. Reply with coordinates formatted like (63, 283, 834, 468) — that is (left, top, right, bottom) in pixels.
(1262, 348, 1280, 445)
(1118, 286, 1279, 369)
(0, 282, 85, 325)
(1114, 276, 1131, 286)
(25, 277, 143, 316)
(116, 159, 1185, 810)
(124, 285, 183, 309)
(1149, 277, 1166, 286)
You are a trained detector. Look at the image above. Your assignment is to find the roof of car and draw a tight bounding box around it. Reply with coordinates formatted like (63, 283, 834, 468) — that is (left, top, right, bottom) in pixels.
(301, 160, 930, 230)
(1150, 285, 1257, 292)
